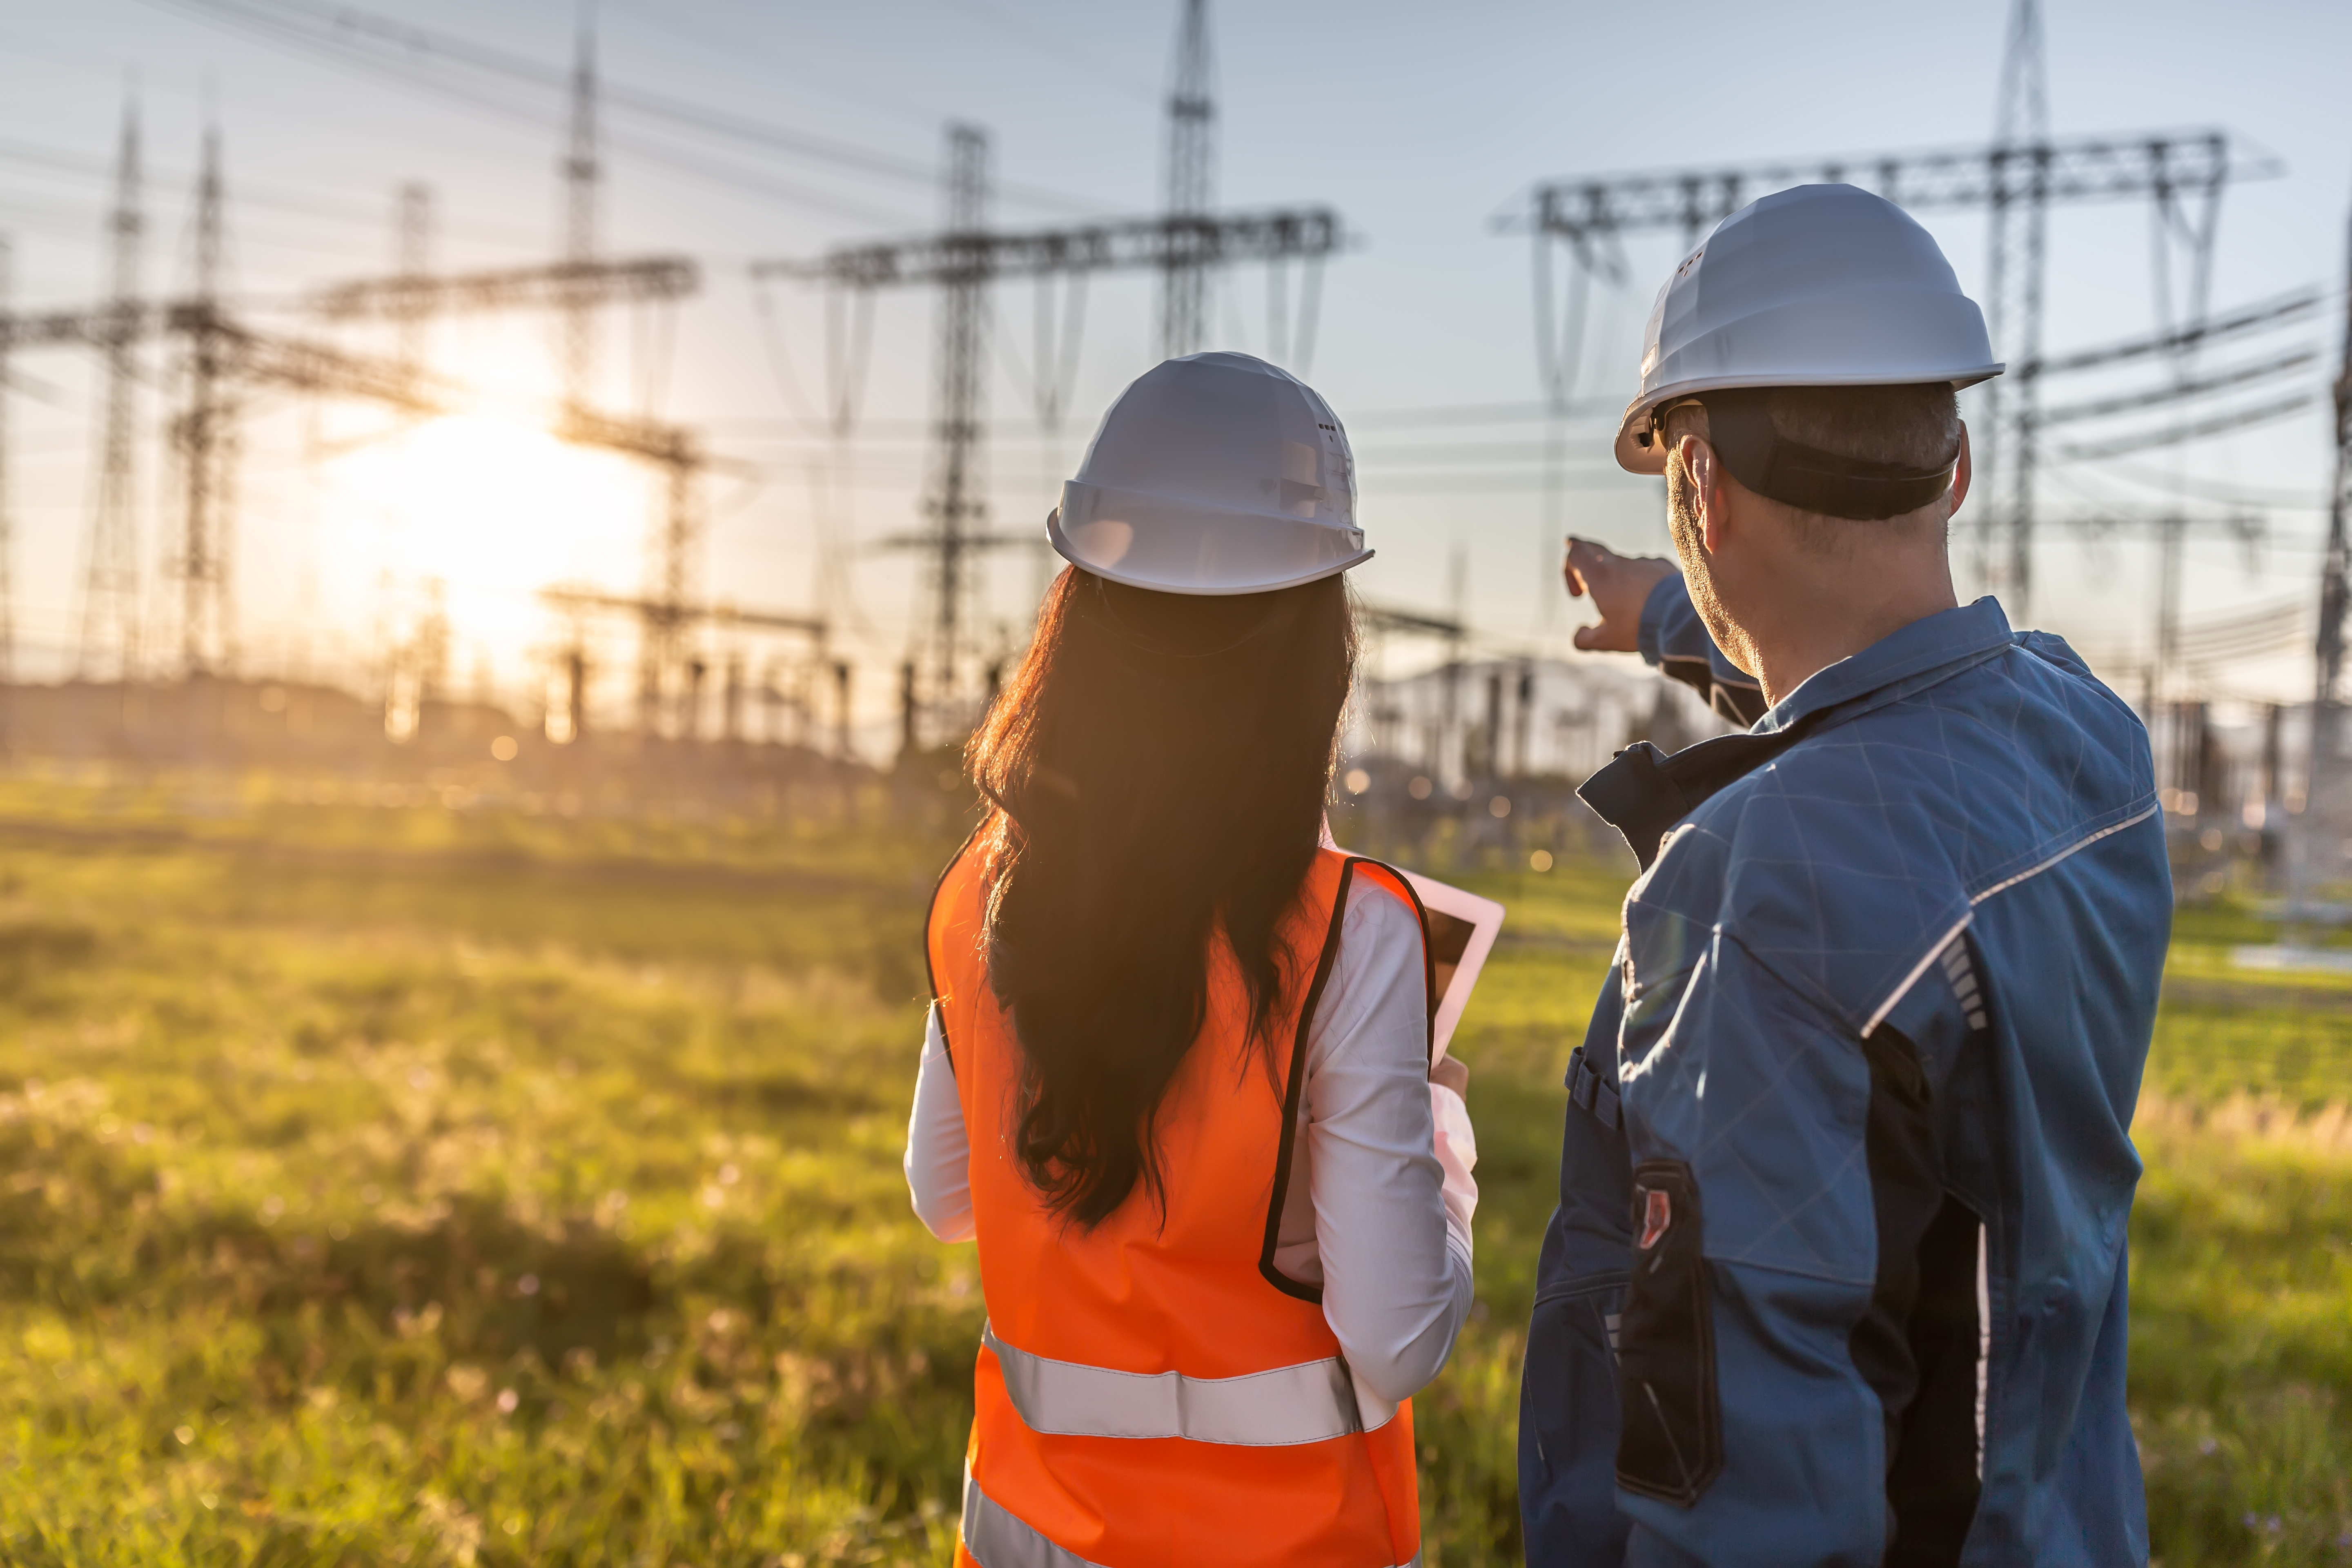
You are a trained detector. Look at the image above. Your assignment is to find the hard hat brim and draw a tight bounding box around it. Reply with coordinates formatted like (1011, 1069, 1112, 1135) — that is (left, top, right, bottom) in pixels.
(1049, 482, 1372, 597)
(1613, 365, 2004, 476)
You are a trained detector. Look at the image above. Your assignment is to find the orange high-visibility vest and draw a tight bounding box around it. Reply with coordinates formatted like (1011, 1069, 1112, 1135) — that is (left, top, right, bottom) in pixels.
(927, 839, 1433, 1568)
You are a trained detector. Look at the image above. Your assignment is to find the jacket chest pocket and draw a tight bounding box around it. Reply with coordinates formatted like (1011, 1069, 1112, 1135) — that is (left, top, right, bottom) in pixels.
(1615, 1159, 1722, 1508)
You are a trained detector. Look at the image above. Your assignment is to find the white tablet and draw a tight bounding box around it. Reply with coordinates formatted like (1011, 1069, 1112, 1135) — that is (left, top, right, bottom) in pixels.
(1395, 870, 1506, 1066)
(1319, 817, 1506, 1064)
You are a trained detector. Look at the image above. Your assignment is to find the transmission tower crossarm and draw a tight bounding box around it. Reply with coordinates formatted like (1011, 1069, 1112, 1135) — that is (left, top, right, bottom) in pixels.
(193, 308, 445, 415)
(313, 254, 698, 320)
(555, 404, 699, 468)
(0, 299, 725, 478)
(0, 305, 158, 351)
(753, 205, 1343, 291)
(1508, 127, 2276, 245)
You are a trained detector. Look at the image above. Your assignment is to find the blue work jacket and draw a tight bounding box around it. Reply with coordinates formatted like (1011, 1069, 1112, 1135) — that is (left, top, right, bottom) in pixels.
(1519, 581, 2169, 1567)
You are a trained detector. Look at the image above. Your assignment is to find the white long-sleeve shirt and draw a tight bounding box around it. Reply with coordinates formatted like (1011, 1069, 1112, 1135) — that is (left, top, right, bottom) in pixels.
(904, 882, 1477, 1406)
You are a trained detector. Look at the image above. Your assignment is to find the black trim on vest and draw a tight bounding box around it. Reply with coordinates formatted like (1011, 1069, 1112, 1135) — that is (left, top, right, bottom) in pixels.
(922, 824, 987, 1075)
(1257, 855, 1436, 1303)
(1376, 863, 1441, 1065)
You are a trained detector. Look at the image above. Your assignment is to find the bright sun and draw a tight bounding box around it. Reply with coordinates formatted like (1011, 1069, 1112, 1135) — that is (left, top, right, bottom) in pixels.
(321, 413, 650, 690)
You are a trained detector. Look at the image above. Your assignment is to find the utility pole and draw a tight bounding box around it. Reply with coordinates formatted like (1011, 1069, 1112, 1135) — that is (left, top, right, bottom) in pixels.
(1160, 0, 1215, 358)
(175, 124, 234, 677)
(80, 101, 143, 680)
(561, 8, 599, 414)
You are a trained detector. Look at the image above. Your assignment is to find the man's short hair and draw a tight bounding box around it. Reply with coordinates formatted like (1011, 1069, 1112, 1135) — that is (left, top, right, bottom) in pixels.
(1757, 382, 1960, 475)
(1661, 381, 1960, 542)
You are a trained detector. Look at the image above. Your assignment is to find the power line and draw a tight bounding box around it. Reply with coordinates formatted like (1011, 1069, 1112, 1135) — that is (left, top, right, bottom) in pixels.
(929, 0, 1160, 103)
(2053, 392, 2318, 464)
(2038, 348, 2319, 427)
(137, 0, 1114, 217)
(130, 0, 916, 227)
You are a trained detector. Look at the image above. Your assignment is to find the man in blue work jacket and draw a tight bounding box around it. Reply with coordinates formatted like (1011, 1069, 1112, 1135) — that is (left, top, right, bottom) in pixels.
(1518, 182, 2170, 1566)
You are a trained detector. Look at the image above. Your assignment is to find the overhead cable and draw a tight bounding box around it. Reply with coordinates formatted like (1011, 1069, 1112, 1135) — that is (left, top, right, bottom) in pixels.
(138, 0, 1114, 216)
(2030, 286, 2327, 376)
(2055, 393, 2319, 464)
(2038, 348, 2320, 427)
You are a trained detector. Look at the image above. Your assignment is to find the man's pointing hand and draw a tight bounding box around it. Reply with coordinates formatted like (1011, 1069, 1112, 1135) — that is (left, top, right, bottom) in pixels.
(1563, 537, 1677, 654)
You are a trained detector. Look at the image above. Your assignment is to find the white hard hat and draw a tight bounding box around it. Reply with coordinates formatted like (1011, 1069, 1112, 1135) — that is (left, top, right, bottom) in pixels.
(1615, 183, 2002, 477)
(1050, 351, 1369, 596)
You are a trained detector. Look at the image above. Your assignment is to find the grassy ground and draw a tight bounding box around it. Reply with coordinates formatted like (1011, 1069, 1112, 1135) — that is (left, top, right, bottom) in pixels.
(0, 779, 2345, 1564)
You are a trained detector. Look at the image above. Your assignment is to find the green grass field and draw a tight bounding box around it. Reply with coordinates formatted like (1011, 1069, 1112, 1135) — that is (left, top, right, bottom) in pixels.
(0, 775, 2345, 1565)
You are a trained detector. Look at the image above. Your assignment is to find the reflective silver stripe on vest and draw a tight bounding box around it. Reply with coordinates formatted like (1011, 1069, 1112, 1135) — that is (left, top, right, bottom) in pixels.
(962, 1470, 1422, 1568)
(962, 1471, 1113, 1568)
(985, 1321, 1366, 1447)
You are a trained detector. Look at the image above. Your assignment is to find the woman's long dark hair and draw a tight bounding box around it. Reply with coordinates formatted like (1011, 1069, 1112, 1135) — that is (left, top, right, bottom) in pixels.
(965, 565, 1357, 1229)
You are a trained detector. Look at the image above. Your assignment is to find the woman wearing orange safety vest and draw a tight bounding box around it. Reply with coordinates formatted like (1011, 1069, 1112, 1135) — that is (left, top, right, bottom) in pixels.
(904, 352, 1479, 1568)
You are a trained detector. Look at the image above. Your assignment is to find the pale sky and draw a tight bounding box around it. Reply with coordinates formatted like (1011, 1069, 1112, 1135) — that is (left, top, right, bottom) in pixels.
(2, 0, 2347, 725)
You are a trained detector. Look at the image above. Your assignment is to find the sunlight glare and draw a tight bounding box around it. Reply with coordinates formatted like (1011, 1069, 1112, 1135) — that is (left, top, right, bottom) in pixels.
(323, 414, 648, 702)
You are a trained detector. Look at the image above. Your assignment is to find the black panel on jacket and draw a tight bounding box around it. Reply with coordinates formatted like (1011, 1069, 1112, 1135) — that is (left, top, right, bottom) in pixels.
(1855, 1023, 1985, 1566)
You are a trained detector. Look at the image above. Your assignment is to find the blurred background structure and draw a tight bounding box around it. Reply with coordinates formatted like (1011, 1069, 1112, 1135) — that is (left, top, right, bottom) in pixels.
(0, 0, 2347, 899)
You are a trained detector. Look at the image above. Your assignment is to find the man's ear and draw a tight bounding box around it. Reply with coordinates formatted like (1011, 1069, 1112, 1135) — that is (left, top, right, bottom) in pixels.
(1948, 422, 1972, 519)
(1679, 434, 1731, 555)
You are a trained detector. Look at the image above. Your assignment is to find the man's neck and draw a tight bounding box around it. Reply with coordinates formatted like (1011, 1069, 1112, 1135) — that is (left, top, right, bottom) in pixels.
(1726, 568, 1959, 709)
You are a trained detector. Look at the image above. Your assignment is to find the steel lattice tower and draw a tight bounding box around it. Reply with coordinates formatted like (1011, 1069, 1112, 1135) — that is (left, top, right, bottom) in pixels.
(1983, 0, 2050, 616)
(920, 123, 993, 712)
(79, 102, 144, 680)
(174, 126, 235, 675)
(1158, 0, 1215, 358)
